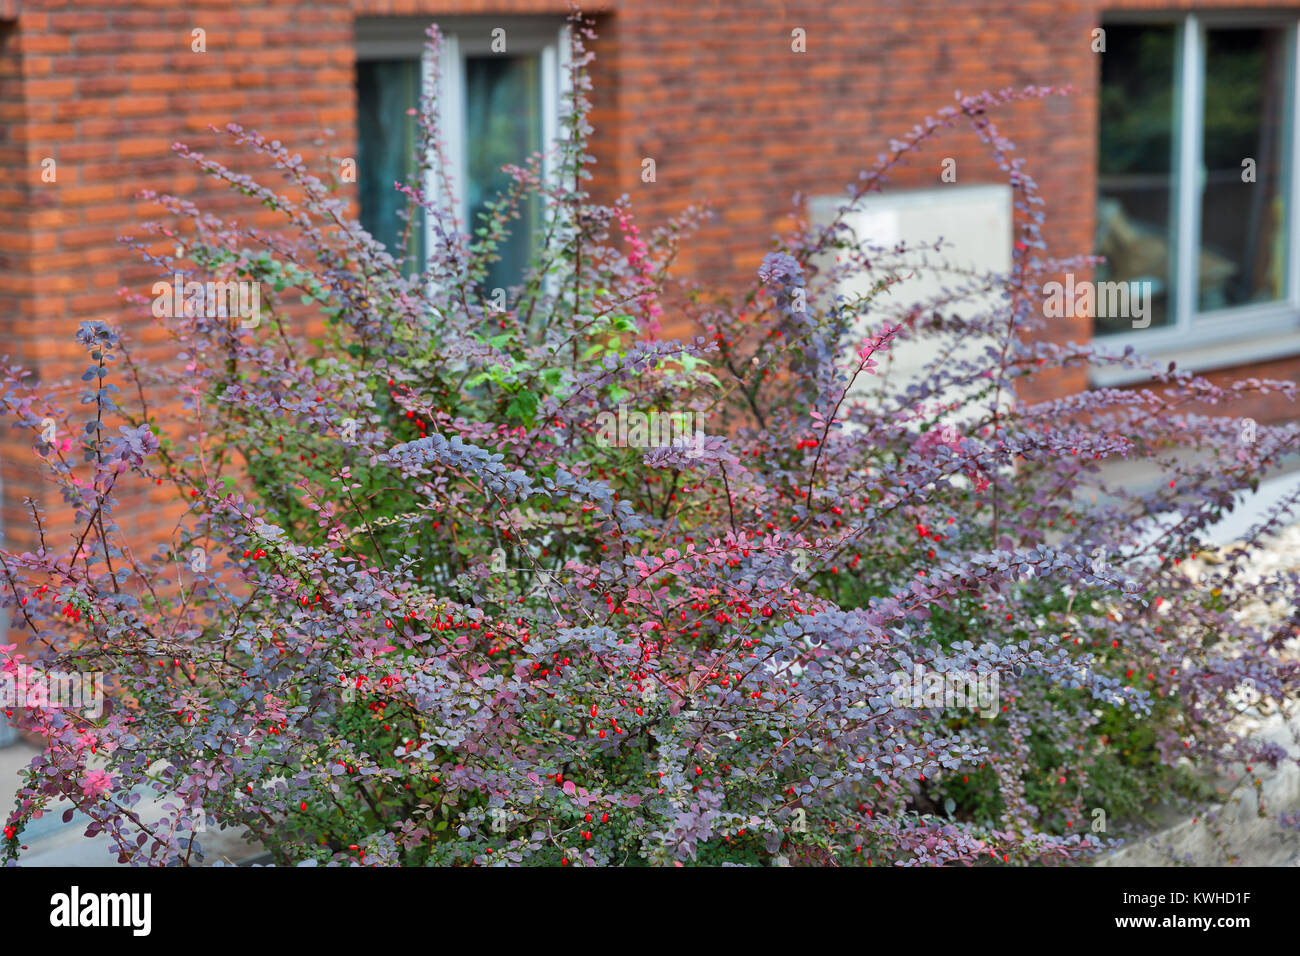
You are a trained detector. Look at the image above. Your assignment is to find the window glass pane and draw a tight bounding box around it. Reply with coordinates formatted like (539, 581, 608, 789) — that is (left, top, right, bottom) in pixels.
(356, 59, 425, 272)
(465, 53, 543, 293)
(1097, 25, 1180, 334)
(1198, 26, 1291, 312)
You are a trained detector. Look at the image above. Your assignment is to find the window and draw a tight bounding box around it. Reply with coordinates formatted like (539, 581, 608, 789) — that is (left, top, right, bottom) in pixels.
(356, 58, 426, 271)
(1095, 13, 1300, 366)
(355, 17, 568, 287)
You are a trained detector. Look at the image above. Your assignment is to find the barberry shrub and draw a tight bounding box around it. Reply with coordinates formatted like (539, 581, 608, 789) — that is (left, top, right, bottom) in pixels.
(3, 19, 1298, 867)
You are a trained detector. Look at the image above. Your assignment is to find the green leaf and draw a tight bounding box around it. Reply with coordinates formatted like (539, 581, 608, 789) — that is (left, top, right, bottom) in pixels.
(506, 390, 539, 426)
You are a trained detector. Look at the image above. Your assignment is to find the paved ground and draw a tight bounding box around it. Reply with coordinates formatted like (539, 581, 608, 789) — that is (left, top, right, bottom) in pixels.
(0, 742, 262, 866)
(1100, 510, 1300, 866)
(1099, 708, 1300, 866)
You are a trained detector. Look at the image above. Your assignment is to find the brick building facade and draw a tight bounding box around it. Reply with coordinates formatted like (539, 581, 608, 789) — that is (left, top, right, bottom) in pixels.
(1, 0, 1299, 554)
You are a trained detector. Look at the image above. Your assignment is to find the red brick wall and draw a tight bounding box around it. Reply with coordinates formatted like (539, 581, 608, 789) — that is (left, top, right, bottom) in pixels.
(2, 0, 1298, 552)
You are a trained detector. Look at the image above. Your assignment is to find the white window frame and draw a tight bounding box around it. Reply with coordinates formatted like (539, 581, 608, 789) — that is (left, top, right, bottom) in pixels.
(356, 16, 570, 271)
(1094, 10, 1300, 383)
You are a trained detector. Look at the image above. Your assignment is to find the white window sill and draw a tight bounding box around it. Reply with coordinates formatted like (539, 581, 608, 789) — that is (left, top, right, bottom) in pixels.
(1089, 329, 1300, 387)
